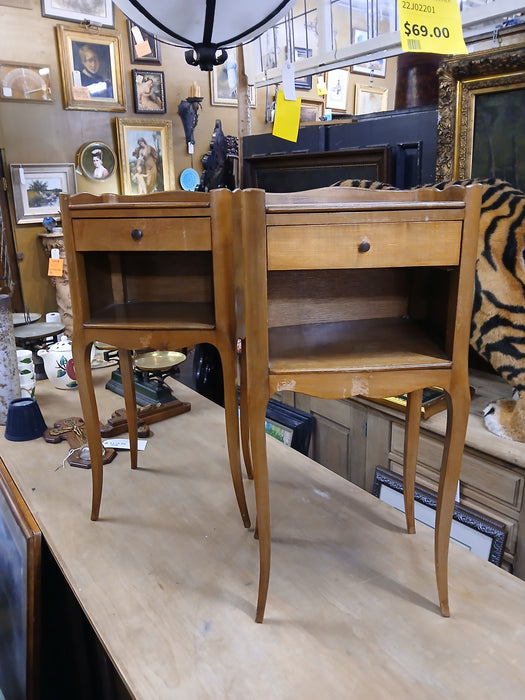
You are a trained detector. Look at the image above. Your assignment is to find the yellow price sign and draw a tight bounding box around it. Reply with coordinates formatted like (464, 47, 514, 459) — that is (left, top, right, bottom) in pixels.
(398, 0, 467, 55)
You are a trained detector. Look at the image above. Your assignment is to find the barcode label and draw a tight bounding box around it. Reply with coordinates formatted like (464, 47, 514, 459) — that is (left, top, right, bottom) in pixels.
(407, 39, 422, 50)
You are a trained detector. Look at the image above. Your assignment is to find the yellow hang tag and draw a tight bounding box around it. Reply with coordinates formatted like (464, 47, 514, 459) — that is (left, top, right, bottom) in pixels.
(272, 90, 301, 143)
(48, 257, 64, 277)
(398, 0, 467, 55)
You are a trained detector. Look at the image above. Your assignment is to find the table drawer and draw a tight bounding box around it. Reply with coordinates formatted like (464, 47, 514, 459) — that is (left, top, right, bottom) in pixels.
(267, 221, 462, 270)
(72, 217, 212, 251)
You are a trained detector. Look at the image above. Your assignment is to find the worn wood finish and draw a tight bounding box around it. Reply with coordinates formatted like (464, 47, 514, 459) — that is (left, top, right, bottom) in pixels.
(234, 184, 482, 622)
(60, 189, 250, 528)
(2, 375, 525, 698)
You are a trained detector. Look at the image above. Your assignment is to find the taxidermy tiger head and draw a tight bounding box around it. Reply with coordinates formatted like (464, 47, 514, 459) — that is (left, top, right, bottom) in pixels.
(484, 389, 525, 443)
(337, 177, 525, 443)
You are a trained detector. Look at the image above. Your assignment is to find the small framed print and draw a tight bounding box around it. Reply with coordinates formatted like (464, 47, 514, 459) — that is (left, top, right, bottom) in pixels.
(351, 28, 386, 78)
(41, 0, 114, 27)
(354, 83, 388, 115)
(299, 97, 324, 123)
(0, 62, 52, 102)
(76, 141, 116, 181)
(325, 68, 349, 111)
(127, 20, 162, 65)
(56, 24, 126, 112)
(294, 48, 312, 90)
(132, 69, 166, 114)
(10, 163, 76, 224)
(210, 55, 256, 107)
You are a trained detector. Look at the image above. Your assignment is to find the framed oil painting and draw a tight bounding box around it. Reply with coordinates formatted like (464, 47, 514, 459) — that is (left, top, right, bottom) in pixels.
(41, 0, 114, 27)
(56, 24, 126, 112)
(127, 19, 162, 65)
(116, 118, 175, 195)
(9, 163, 76, 224)
(76, 141, 116, 181)
(354, 83, 388, 115)
(210, 54, 256, 107)
(373, 466, 507, 566)
(132, 69, 166, 114)
(436, 45, 525, 189)
(0, 459, 41, 700)
(0, 62, 52, 102)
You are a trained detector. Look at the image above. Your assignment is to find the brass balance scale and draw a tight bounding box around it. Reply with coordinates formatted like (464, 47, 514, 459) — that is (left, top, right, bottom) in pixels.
(44, 348, 191, 468)
(105, 348, 187, 405)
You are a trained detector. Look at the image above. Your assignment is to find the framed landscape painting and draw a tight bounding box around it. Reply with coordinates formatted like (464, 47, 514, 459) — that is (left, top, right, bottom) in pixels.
(9, 163, 76, 224)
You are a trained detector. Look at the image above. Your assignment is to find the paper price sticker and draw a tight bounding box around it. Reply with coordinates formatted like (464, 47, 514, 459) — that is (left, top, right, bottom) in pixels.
(398, 0, 467, 55)
(48, 257, 64, 277)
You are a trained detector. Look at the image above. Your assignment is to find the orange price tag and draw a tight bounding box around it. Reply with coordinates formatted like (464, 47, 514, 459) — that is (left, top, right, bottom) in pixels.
(48, 258, 64, 277)
(135, 39, 152, 58)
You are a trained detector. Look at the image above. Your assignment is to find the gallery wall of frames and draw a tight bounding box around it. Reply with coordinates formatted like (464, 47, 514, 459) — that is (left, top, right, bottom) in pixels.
(0, 0, 269, 315)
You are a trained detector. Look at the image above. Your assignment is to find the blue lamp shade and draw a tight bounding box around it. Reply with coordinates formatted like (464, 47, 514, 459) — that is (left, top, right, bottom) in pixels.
(113, 0, 296, 69)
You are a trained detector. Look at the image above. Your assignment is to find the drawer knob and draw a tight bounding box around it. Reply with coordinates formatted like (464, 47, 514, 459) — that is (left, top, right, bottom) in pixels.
(131, 228, 143, 241)
(358, 240, 370, 253)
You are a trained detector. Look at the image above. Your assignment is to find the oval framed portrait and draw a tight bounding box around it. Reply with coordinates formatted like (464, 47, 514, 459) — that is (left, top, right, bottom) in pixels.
(77, 141, 116, 181)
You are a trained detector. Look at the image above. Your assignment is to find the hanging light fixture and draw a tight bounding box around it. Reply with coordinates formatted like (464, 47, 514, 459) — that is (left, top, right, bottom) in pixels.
(113, 0, 296, 70)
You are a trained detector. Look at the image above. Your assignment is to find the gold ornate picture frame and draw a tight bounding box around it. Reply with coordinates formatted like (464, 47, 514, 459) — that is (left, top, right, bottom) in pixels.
(116, 118, 175, 195)
(436, 45, 525, 185)
(56, 24, 126, 112)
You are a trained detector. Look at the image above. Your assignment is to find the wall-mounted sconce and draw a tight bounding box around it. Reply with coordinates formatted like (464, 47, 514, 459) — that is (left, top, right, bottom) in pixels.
(178, 82, 203, 154)
(112, 1, 296, 70)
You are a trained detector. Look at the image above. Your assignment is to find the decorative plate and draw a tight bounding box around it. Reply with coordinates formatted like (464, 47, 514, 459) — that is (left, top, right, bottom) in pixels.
(180, 168, 200, 191)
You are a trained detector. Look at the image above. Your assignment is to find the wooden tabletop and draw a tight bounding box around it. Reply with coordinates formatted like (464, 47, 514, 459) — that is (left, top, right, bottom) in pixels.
(1, 371, 525, 699)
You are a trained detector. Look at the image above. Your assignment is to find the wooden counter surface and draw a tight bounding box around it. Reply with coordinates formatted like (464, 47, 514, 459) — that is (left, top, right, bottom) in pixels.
(1, 371, 525, 699)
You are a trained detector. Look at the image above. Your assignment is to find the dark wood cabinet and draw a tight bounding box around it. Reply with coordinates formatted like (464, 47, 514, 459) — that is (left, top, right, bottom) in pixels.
(243, 106, 438, 190)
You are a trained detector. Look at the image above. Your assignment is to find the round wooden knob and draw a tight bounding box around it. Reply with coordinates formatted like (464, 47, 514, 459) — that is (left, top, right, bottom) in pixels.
(358, 240, 370, 253)
(131, 228, 143, 241)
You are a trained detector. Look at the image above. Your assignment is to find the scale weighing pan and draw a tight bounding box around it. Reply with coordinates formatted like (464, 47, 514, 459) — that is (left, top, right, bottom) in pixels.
(134, 350, 186, 373)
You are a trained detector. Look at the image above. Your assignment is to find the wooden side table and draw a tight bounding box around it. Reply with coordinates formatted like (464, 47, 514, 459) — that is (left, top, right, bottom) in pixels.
(234, 184, 483, 621)
(60, 189, 250, 528)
